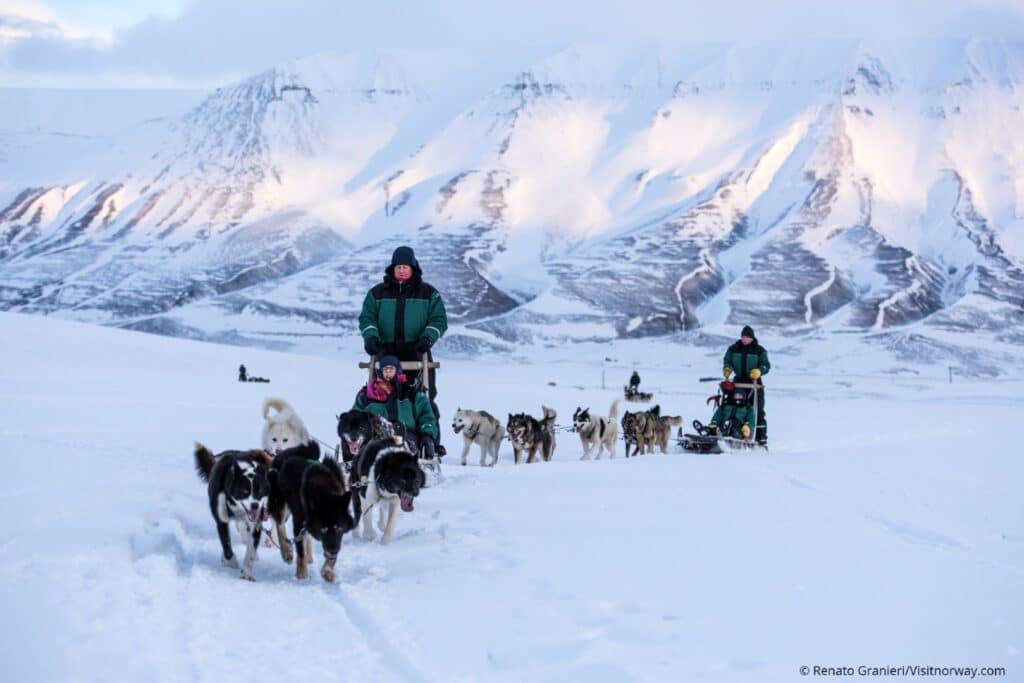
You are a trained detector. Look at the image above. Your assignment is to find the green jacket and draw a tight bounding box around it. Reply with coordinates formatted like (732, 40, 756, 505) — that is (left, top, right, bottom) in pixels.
(723, 338, 770, 381)
(353, 387, 439, 441)
(710, 403, 755, 437)
(359, 268, 447, 354)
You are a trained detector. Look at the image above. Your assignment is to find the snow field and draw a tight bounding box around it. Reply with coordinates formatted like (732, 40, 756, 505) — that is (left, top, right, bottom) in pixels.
(1, 312, 1021, 682)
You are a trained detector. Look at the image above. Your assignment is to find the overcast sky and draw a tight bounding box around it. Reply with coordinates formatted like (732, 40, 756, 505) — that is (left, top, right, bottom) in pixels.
(2, 0, 1023, 90)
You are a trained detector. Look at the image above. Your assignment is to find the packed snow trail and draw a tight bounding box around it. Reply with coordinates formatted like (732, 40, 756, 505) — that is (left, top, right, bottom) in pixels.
(1, 313, 1021, 682)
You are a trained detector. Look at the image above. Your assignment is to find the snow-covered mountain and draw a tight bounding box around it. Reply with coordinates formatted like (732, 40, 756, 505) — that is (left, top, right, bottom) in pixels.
(2, 39, 1023, 355)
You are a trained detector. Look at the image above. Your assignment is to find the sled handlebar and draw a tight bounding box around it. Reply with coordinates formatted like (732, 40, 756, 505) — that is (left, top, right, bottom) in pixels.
(361, 354, 440, 392)
(358, 360, 441, 370)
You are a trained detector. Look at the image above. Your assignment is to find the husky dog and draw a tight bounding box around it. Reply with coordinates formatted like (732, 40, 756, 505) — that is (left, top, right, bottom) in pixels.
(655, 412, 684, 453)
(193, 443, 274, 581)
(622, 405, 662, 457)
(506, 406, 557, 464)
(350, 437, 426, 544)
(268, 441, 354, 582)
(573, 400, 620, 460)
(452, 408, 505, 467)
(336, 409, 398, 469)
(261, 397, 311, 455)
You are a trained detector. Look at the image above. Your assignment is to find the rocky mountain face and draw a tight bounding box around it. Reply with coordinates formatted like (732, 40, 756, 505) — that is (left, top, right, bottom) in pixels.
(1, 40, 1022, 354)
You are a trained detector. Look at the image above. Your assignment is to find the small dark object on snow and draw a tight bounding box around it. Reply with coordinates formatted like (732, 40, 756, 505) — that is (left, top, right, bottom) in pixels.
(623, 385, 652, 402)
(238, 364, 247, 382)
(247, 376, 270, 383)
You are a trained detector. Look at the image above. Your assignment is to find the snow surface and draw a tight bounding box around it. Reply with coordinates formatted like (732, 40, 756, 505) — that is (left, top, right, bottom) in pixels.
(1, 312, 1021, 682)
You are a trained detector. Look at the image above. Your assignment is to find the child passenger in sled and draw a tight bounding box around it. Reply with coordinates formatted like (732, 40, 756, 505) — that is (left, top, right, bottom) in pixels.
(353, 355, 440, 459)
(707, 382, 756, 440)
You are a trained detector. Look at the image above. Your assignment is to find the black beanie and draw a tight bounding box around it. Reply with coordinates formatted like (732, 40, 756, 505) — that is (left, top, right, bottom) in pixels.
(391, 246, 418, 268)
(741, 325, 755, 338)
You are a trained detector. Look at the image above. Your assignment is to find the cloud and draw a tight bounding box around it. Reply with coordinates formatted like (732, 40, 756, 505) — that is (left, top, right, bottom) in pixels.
(2, 0, 1024, 89)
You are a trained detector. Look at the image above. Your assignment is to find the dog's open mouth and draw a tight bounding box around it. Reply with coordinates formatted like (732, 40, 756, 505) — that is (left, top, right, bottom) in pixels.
(452, 424, 463, 434)
(247, 508, 260, 523)
(400, 492, 415, 512)
(344, 437, 364, 453)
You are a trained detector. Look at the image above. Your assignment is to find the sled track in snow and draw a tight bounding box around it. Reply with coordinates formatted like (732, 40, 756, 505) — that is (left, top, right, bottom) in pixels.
(328, 584, 431, 683)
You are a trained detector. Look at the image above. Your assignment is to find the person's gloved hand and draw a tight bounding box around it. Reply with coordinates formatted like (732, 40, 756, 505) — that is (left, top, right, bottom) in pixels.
(741, 424, 752, 439)
(415, 337, 432, 354)
(420, 435, 436, 460)
(723, 367, 733, 379)
(364, 336, 382, 355)
(749, 368, 762, 380)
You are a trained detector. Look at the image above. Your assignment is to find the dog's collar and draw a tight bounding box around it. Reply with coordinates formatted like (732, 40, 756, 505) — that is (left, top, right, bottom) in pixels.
(350, 475, 372, 491)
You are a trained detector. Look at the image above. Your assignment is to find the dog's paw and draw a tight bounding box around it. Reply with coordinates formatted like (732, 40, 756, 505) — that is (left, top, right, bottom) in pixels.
(296, 564, 308, 579)
(362, 529, 376, 542)
(321, 565, 336, 583)
(280, 541, 294, 564)
(381, 534, 392, 545)
(221, 555, 239, 569)
(240, 568, 255, 581)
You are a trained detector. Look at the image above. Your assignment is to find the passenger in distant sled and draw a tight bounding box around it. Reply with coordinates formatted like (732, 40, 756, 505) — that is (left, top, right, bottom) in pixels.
(707, 382, 755, 440)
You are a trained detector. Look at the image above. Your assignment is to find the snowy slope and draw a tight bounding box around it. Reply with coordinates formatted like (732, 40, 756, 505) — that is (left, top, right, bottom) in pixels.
(1, 40, 1024, 353)
(1, 312, 1021, 682)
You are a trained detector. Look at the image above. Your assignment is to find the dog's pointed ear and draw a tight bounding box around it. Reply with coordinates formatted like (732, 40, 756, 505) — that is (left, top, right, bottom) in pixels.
(255, 450, 273, 469)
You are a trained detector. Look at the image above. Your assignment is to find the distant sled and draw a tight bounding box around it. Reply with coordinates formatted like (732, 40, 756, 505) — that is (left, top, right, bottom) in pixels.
(623, 385, 652, 402)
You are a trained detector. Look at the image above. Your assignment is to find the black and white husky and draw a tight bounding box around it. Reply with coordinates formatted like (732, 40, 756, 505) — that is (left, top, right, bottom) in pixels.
(573, 399, 620, 460)
(452, 407, 505, 467)
(193, 443, 273, 581)
(350, 437, 426, 544)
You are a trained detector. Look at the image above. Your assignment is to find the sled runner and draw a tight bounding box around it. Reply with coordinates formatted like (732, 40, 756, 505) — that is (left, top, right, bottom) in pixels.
(359, 354, 444, 486)
(677, 383, 767, 454)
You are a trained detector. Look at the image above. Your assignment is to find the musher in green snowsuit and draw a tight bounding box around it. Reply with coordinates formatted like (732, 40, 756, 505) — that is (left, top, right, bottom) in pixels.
(722, 325, 770, 444)
(359, 246, 448, 451)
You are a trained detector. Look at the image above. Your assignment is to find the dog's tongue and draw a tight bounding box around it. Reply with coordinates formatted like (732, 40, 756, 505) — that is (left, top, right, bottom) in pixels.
(247, 509, 259, 523)
(400, 493, 414, 513)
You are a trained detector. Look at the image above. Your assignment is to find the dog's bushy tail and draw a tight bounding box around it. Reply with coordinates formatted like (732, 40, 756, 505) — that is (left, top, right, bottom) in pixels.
(262, 397, 293, 422)
(662, 416, 683, 427)
(193, 442, 216, 482)
(608, 399, 620, 422)
(542, 405, 557, 422)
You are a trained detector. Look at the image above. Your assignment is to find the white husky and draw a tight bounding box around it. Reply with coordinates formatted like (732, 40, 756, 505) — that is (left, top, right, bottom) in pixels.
(261, 398, 311, 455)
(572, 399, 620, 460)
(452, 408, 505, 467)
